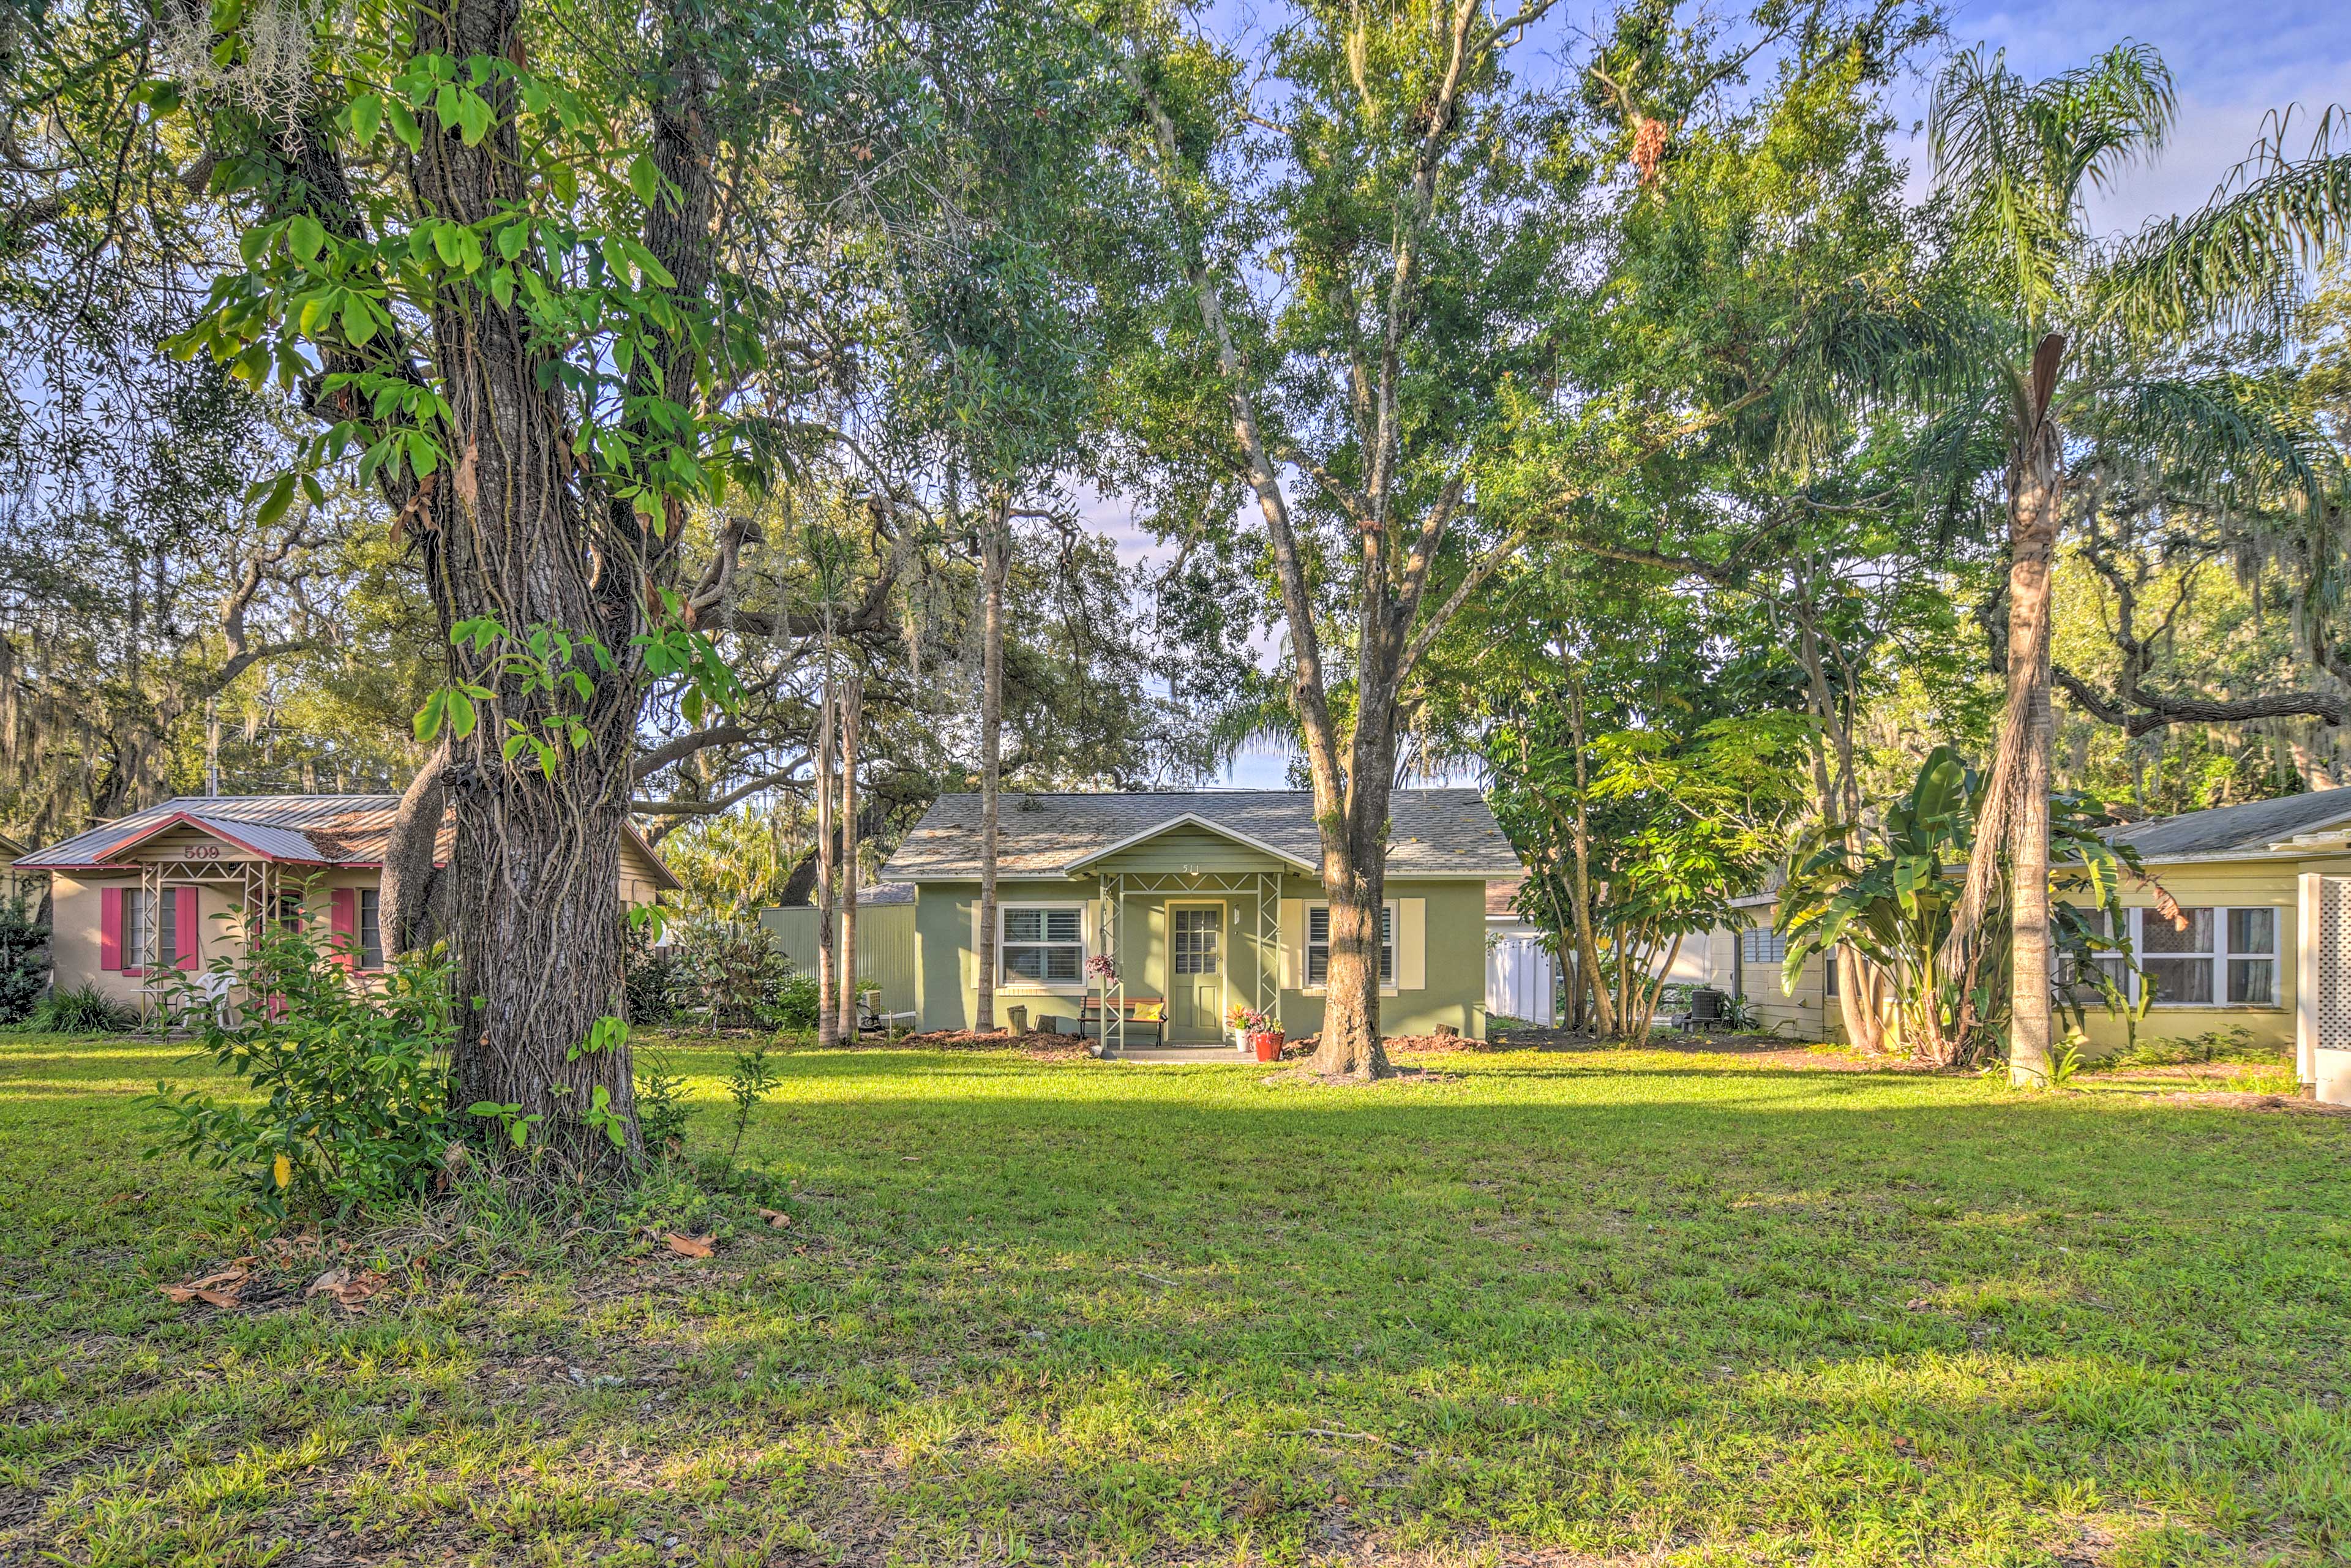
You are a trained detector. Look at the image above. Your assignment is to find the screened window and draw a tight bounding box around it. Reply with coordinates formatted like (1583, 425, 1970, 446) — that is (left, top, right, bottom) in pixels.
(1306, 904, 1392, 986)
(1740, 926, 1787, 966)
(2140, 906, 2215, 1004)
(1000, 906, 1084, 985)
(359, 888, 384, 970)
(2135, 906, 2278, 1007)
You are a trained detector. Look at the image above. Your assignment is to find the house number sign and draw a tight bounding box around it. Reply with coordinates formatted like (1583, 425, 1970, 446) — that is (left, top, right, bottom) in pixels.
(185, 844, 222, 860)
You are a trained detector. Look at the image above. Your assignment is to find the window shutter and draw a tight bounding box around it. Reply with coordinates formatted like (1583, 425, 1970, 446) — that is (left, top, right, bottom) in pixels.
(175, 887, 201, 970)
(1279, 898, 1303, 990)
(1398, 898, 1426, 990)
(100, 885, 124, 972)
(330, 888, 358, 970)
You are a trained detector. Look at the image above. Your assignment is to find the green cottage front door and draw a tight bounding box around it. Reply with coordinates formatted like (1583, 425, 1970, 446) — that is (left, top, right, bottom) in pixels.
(1166, 902, 1226, 1043)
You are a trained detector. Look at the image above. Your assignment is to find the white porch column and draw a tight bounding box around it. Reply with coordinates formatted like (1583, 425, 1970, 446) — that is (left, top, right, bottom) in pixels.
(2298, 872, 2319, 1092)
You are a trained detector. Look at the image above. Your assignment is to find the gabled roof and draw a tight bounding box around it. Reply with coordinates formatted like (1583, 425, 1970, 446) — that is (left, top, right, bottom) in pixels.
(2105, 787, 2351, 861)
(1063, 811, 1318, 872)
(17, 794, 680, 889)
(879, 789, 1521, 881)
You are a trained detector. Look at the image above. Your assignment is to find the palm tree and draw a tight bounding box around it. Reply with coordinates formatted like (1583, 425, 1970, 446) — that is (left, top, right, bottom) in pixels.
(1928, 42, 2351, 1085)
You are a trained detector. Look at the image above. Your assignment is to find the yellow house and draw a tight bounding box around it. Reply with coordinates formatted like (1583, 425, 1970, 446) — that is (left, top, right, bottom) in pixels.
(1707, 789, 2351, 1098)
(15, 794, 677, 1017)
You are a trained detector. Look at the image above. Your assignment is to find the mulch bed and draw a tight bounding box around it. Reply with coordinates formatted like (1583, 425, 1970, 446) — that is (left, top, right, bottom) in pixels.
(889, 1028, 1097, 1060)
(2156, 1090, 2351, 1115)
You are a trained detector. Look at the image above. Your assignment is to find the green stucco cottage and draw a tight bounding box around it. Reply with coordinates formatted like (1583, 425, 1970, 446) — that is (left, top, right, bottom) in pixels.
(877, 789, 1523, 1051)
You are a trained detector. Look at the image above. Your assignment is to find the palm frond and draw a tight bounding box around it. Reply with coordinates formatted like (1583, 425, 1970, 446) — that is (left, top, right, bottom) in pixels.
(2087, 372, 2336, 506)
(2099, 108, 2351, 343)
(1930, 42, 2176, 319)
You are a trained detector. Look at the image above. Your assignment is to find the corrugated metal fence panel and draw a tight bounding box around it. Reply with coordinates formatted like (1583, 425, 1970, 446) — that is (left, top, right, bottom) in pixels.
(758, 903, 917, 1013)
(1487, 936, 1554, 1026)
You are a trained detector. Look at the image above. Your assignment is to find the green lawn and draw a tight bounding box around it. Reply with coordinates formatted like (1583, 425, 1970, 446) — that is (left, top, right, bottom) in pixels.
(3, 1032, 2348, 1566)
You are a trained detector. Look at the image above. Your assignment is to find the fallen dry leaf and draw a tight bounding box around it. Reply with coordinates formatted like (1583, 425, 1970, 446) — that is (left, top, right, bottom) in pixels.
(306, 1264, 386, 1312)
(664, 1233, 715, 1258)
(758, 1208, 792, 1229)
(159, 1264, 251, 1309)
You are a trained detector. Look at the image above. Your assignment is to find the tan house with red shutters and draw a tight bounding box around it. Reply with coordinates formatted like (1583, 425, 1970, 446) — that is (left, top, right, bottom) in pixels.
(15, 795, 677, 1015)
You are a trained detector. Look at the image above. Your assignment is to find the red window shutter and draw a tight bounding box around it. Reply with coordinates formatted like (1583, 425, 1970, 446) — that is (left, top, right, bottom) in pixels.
(175, 887, 201, 970)
(100, 886, 124, 971)
(330, 887, 357, 969)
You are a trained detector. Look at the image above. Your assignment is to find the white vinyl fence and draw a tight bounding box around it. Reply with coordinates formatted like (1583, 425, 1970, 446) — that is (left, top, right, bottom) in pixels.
(1487, 934, 1556, 1026)
(1487, 931, 1715, 1029)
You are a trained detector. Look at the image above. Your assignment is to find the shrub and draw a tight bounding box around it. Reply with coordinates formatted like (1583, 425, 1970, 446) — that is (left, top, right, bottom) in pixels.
(25, 983, 135, 1034)
(624, 918, 680, 1024)
(0, 897, 50, 1022)
(673, 918, 797, 1032)
(142, 922, 459, 1225)
(770, 971, 822, 1031)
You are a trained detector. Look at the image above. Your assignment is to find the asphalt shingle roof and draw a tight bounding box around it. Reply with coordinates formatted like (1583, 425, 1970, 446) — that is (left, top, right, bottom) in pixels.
(880, 789, 1520, 880)
(2105, 788, 2351, 860)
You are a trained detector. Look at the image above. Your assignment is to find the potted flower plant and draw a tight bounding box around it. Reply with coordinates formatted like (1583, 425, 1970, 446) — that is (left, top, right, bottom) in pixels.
(1245, 1012, 1284, 1062)
(1223, 1002, 1256, 1052)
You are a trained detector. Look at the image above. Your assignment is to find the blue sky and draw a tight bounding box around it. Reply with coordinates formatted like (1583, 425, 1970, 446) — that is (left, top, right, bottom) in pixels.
(1897, 0, 2351, 227)
(1117, 0, 2351, 789)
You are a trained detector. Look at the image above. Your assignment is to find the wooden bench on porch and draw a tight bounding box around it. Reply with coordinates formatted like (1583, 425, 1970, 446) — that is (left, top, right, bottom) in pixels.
(1077, 995, 1166, 1051)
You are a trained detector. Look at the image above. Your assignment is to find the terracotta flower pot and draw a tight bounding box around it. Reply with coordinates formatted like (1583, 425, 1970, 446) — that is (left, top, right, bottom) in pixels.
(1251, 1030, 1284, 1063)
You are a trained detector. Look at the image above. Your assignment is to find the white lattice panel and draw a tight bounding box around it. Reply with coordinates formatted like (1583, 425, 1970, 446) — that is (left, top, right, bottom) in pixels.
(2319, 877, 2351, 1053)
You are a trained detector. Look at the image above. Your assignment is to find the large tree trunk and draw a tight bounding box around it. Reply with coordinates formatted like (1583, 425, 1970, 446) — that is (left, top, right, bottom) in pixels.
(975, 511, 1007, 1033)
(407, 0, 734, 1170)
(380, 744, 447, 956)
(838, 672, 860, 1039)
(1310, 718, 1397, 1081)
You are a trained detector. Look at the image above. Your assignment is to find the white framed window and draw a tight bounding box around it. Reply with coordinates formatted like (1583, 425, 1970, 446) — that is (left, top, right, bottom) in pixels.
(2132, 905, 2278, 1008)
(1740, 926, 1786, 966)
(999, 904, 1086, 986)
(359, 888, 384, 970)
(1306, 903, 1393, 987)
